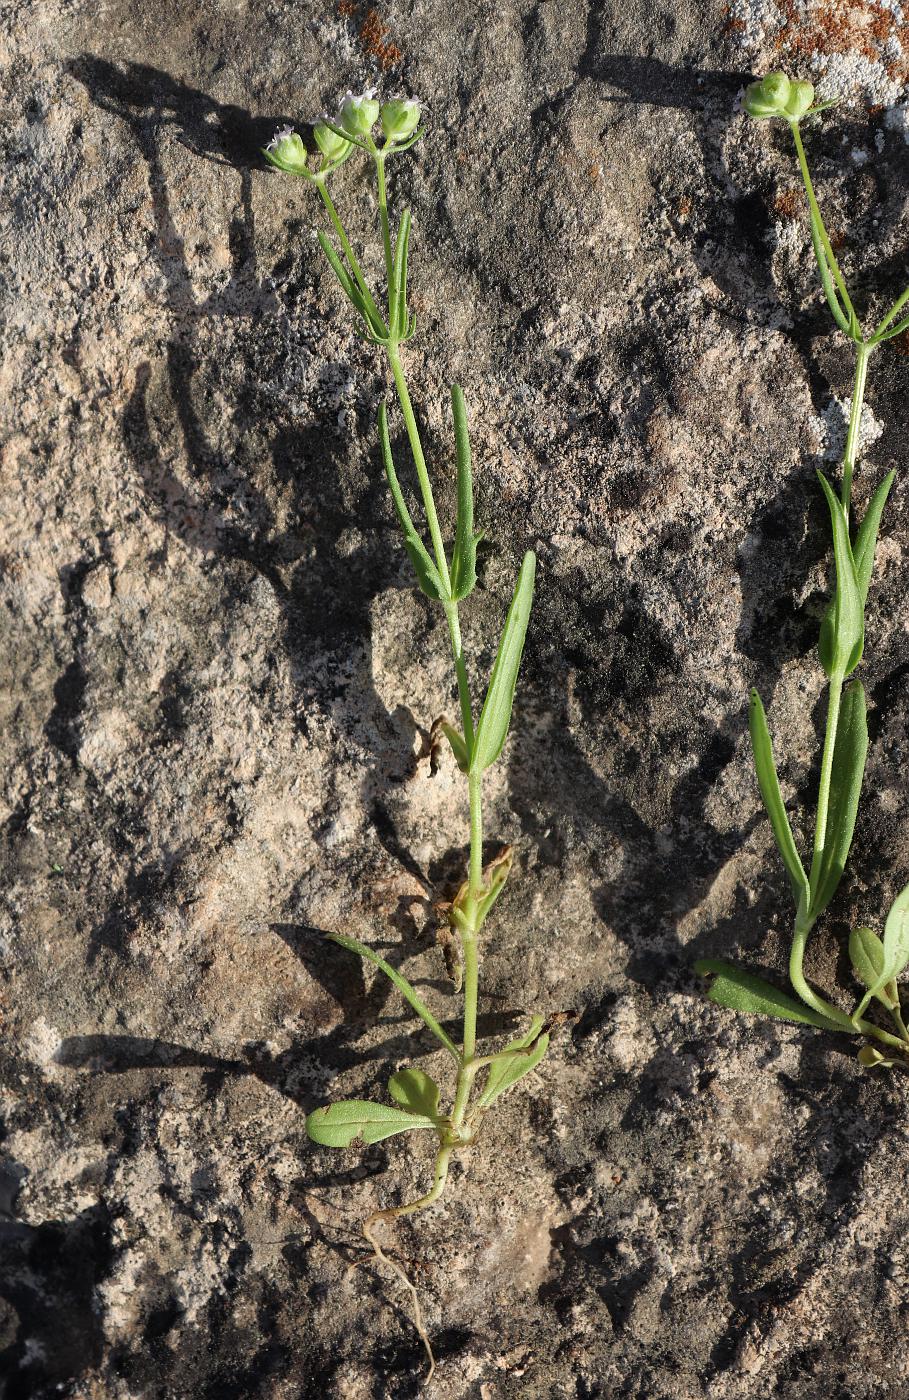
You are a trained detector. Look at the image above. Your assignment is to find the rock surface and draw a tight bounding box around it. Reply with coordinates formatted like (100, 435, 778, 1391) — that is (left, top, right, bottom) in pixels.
(4, 1, 909, 1396)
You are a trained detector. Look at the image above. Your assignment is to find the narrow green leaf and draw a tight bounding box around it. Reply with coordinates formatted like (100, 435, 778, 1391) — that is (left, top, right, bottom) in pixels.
(477, 1017, 550, 1108)
(471, 551, 536, 772)
(817, 472, 864, 678)
(306, 1099, 437, 1148)
(439, 721, 469, 773)
(378, 402, 446, 602)
(808, 681, 867, 919)
(748, 689, 809, 901)
(317, 231, 382, 337)
(853, 470, 895, 603)
(329, 931, 460, 1059)
(390, 208, 411, 340)
(807, 210, 851, 334)
(849, 926, 898, 1011)
(694, 959, 843, 1030)
(388, 1068, 442, 1120)
(449, 386, 479, 601)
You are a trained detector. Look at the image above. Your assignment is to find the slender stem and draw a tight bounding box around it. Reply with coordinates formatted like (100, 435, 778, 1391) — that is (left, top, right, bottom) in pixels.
(468, 770, 483, 896)
(874, 280, 909, 338)
(446, 604, 475, 747)
(841, 341, 870, 511)
(790, 123, 856, 321)
(891, 1005, 909, 1045)
(809, 675, 843, 892)
(374, 151, 395, 308)
(317, 183, 385, 329)
(387, 349, 451, 589)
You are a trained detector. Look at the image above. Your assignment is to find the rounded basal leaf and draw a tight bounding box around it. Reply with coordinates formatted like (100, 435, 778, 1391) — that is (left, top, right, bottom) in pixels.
(849, 926, 897, 1011)
(388, 1068, 442, 1119)
(694, 959, 843, 1030)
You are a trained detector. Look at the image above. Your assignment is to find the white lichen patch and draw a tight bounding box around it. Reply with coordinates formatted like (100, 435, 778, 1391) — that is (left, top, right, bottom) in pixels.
(809, 393, 884, 461)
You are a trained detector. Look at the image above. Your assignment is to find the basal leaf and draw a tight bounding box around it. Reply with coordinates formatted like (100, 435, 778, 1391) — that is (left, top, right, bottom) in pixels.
(849, 925, 898, 1011)
(748, 688, 808, 901)
(449, 386, 479, 601)
(329, 931, 460, 1059)
(694, 959, 842, 1030)
(306, 1099, 437, 1148)
(471, 551, 536, 772)
(817, 472, 864, 678)
(808, 680, 867, 919)
(477, 1016, 550, 1108)
(388, 1068, 442, 1120)
(378, 402, 445, 601)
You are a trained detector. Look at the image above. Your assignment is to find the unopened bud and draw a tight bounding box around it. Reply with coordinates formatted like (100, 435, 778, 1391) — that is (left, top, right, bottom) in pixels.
(263, 126, 309, 175)
(743, 71, 815, 123)
(313, 121, 351, 163)
(381, 97, 421, 142)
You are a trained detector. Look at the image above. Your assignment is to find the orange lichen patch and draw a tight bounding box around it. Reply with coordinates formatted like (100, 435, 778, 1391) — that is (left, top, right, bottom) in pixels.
(772, 1, 909, 89)
(774, 188, 803, 219)
(360, 8, 403, 71)
(337, 0, 357, 15)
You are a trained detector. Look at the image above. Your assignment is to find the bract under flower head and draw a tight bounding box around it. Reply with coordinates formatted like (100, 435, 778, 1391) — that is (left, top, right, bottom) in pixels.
(340, 89, 380, 138)
(264, 126, 310, 176)
(381, 97, 421, 142)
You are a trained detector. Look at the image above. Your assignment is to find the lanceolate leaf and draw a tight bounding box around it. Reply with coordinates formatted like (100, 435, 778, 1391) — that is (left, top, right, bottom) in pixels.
(817, 472, 864, 678)
(378, 402, 445, 601)
(808, 681, 868, 919)
(439, 720, 469, 773)
(391, 208, 412, 340)
(477, 1017, 550, 1108)
(471, 551, 536, 772)
(694, 959, 843, 1030)
(449, 386, 479, 601)
(388, 1068, 442, 1120)
(853, 470, 895, 603)
(849, 926, 898, 1011)
(329, 931, 460, 1060)
(317, 232, 385, 340)
(748, 688, 808, 901)
(307, 1099, 437, 1148)
(854, 883, 909, 1020)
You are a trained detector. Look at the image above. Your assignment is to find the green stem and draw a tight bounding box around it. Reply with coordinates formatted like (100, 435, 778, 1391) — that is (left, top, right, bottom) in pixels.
(387, 349, 451, 589)
(373, 150, 395, 313)
(790, 122, 856, 323)
(841, 341, 870, 511)
(874, 281, 909, 338)
(317, 183, 385, 330)
(809, 674, 843, 895)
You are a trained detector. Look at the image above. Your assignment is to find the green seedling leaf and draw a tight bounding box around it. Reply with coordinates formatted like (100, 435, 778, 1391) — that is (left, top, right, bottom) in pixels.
(378, 401, 446, 601)
(329, 931, 460, 1059)
(857, 1045, 898, 1070)
(748, 688, 808, 901)
(388, 1068, 443, 1120)
(440, 721, 469, 773)
(694, 959, 843, 1030)
(859, 881, 909, 1017)
(390, 208, 412, 340)
(471, 551, 536, 772)
(307, 1099, 437, 1148)
(849, 926, 898, 1011)
(853, 470, 895, 603)
(808, 680, 867, 920)
(817, 472, 864, 678)
(449, 386, 480, 601)
(477, 1016, 550, 1108)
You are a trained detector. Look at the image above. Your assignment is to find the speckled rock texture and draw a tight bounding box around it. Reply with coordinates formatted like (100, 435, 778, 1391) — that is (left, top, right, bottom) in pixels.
(4, 1, 909, 1396)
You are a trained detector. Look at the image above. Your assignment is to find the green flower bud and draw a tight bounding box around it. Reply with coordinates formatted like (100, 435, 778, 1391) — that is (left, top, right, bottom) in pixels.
(743, 71, 815, 123)
(264, 126, 309, 175)
(380, 97, 421, 142)
(784, 80, 815, 121)
(313, 121, 351, 163)
(339, 90, 380, 138)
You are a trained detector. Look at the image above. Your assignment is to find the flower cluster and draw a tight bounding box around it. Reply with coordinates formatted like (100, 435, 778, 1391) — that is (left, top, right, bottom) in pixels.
(743, 71, 815, 123)
(263, 89, 422, 182)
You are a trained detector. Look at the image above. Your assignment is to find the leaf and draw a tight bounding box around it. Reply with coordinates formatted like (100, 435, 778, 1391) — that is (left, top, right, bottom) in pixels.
(806, 209, 851, 335)
(329, 931, 460, 1059)
(378, 402, 445, 601)
(748, 689, 808, 901)
(808, 681, 867, 919)
(852, 470, 895, 604)
(471, 551, 536, 772)
(858, 881, 909, 1016)
(317, 232, 385, 339)
(306, 1099, 437, 1148)
(388, 1068, 442, 1120)
(474, 846, 514, 930)
(439, 721, 469, 772)
(449, 386, 479, 601)
(857, 1045, 898, 1069)
(849, 926, 898, 1011)
(816, 472, 864, 679)
(694, 959, 843, 1030)
(477, 1017, 550, 1108)
(390, 208, 412, 340)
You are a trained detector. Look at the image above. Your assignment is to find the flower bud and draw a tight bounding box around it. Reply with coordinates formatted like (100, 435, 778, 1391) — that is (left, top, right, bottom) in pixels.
(263, 126, 309, 175)
(784, 80, 815, 121)
(313, 121, 351, 162)
(339, 90, 380, 138)
(381, 97, 421, 142)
